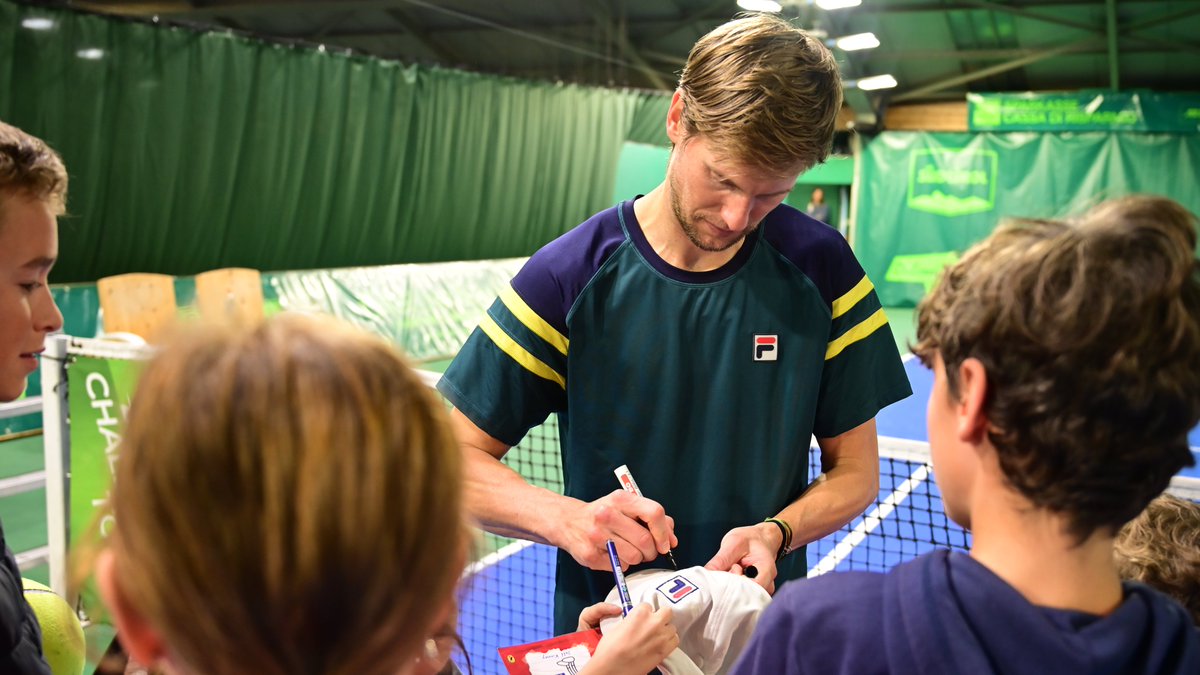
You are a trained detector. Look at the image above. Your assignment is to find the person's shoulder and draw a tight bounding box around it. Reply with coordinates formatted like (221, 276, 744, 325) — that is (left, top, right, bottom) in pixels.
(758, 204, 864, 308)
(779, 570, 887, 608)
(736, 572, 887, 675)
(510, 202, 631, 331)
(760, 203, 849, 260)
(522, 202, 629, 282)
(1124, 580, 1200, 631)
(0, 540, 51, 674)
(768, 571, 887, 634)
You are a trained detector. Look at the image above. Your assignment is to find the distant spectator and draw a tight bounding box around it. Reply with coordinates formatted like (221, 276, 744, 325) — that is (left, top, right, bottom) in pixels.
(805, 187, 829, 223)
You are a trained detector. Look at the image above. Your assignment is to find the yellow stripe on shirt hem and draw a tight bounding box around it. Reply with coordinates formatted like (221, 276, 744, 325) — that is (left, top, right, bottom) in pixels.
(500, 286, 569, 356)
(831, 276, 874, 319)
(826, 308, 888, 360)
(480, 315, 566, 388)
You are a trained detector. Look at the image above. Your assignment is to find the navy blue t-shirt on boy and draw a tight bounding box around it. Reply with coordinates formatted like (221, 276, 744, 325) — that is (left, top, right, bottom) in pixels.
(731, 549, 1200, 675)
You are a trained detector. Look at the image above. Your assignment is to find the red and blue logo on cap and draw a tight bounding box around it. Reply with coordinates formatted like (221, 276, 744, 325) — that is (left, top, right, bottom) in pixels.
(656, 574, 699, 603)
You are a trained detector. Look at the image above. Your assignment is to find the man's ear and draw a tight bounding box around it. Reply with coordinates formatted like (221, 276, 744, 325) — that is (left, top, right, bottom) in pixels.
(665, 89, 686, 145)
(956, 357, 990, 444)
(95, 548, 169, 668)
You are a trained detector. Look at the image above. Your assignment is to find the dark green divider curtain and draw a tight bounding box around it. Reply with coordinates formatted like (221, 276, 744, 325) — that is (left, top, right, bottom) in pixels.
(858, 131, 1200, 307)
(0, 1, 673, 281)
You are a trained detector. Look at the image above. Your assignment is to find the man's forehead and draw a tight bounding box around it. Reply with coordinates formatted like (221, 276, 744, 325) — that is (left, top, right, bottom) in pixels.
(705, 156, 799, 188)
(695, 142, 799, 181)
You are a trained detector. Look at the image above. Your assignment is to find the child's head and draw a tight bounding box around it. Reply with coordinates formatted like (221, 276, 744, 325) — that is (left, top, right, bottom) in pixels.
(0, 120, 66, 401)
(1114, 493, 1200, 625)
(95, 314, 465, 675)
(914, 195, 1200, 541)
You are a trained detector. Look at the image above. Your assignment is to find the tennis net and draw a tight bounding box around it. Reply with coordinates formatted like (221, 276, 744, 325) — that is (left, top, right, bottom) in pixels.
(451, 415, 973, 675)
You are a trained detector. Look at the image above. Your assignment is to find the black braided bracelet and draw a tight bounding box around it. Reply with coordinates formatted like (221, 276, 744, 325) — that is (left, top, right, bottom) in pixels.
(764, 517, 793, 560)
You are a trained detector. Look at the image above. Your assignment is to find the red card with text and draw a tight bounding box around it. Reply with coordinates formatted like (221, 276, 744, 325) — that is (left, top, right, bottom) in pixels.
(498, 628, 603, 675)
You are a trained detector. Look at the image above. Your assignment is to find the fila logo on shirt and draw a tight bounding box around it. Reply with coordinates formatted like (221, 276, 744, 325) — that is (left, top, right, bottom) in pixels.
(656, 575, 700, 603)
(754, 335, 778, 361)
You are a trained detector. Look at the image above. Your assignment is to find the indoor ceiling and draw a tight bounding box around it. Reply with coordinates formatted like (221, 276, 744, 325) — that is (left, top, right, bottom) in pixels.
(39, 0, 1200, 125)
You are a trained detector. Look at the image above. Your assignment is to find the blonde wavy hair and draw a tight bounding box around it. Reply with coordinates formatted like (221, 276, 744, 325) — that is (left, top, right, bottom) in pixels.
(1115, 494, 1200, 625)
(677, 14, 842, 176)
(96, 314, 464, 675)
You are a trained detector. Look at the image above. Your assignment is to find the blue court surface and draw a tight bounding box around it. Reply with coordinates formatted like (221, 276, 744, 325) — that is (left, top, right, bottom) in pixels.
(454, 357, 1200, 674)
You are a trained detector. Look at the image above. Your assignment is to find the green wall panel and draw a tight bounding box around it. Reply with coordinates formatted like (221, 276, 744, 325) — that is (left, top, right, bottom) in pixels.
(857, 131, 1200, 307)
(0, 1, 672, 282)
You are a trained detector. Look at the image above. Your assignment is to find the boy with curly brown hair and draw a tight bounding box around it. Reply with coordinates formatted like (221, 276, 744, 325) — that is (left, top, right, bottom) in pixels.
(732, 195, 1200, 674)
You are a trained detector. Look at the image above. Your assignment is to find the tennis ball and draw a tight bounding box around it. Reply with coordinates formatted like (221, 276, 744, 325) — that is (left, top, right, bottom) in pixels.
(21, 579, 85, 675)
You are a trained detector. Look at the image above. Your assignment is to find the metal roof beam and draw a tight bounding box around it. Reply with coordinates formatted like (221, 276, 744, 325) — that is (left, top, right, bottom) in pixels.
(583, 0, 672, 90)
(1106, 0, 1119, 90)
(892, 36, 1102, 102)
(383, 7, 462, 65)
(1123, 4, 1200, 33)
(859, 0, 1118, 14)
(70, 0, 391, 17)
(871, 44, 1191, 61)
(954, 0, 1098, 32)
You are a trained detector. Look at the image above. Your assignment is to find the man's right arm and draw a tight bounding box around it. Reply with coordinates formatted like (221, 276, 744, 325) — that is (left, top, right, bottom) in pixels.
(450, 408, 677, 571)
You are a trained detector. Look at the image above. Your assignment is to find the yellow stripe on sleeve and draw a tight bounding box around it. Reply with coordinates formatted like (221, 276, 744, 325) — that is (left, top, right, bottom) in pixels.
(500, 286, 569, 356)
(831, 276, 874, 319)
(825, 308, 889, 361)
(479, 315, 566, 388)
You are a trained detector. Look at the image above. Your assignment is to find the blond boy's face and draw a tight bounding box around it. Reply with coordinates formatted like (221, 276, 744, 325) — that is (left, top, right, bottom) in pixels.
(0, 194, 63, 401)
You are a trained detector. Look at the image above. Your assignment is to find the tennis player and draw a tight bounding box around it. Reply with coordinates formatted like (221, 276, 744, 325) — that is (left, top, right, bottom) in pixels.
(732, 195, 1200, 674)
(0, 119, 64, 675)
(438, 12, 911, 635)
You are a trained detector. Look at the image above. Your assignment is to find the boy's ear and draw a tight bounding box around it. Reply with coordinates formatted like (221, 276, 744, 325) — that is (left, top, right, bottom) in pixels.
(95, 548, 169, 668)
(956, 358, 990, 443)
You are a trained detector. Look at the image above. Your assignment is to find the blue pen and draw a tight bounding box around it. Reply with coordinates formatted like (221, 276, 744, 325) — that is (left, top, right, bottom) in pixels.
(605, 539, 634, 617)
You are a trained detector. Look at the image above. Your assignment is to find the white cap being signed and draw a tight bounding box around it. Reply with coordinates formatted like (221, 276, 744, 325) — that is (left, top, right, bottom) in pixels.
(600, 566, 771, 675)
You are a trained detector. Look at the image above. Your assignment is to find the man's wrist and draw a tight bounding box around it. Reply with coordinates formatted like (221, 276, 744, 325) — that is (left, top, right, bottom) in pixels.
(762, 517, 794, 560)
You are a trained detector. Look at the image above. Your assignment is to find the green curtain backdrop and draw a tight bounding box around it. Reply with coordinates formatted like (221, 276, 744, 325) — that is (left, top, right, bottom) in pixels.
(857, 131, 1200, 306)
(0, 1, 672, 282)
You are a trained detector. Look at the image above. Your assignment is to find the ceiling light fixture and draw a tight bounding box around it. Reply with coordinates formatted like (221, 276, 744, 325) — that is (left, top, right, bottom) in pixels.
(737, 0, 783, 12)
(816, 0, 863, 10)
(21, 17, 55, 31)
(853, 74, 898, 90)
(833, 32, 879, 51)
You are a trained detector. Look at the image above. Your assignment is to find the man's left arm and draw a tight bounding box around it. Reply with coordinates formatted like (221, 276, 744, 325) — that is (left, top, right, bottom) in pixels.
(705, 418, 879, 593)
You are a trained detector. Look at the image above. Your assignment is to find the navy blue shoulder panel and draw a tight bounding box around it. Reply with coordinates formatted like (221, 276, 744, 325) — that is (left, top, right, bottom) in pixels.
(509, 203, 629, 335)
(760, 204, 865, 309)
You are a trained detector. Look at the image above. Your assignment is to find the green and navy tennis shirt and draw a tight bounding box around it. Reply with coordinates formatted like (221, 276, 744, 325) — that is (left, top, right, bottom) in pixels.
(439, 198, 912, 633)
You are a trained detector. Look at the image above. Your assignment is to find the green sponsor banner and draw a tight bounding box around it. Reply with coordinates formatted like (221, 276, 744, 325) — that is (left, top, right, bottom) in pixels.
(969, 91, 1200, 133)
(907, 148, 998, 217)
(68, 355, 142, 616)
(858, 131, 1200, 307)
(885, 252, 960, 293)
